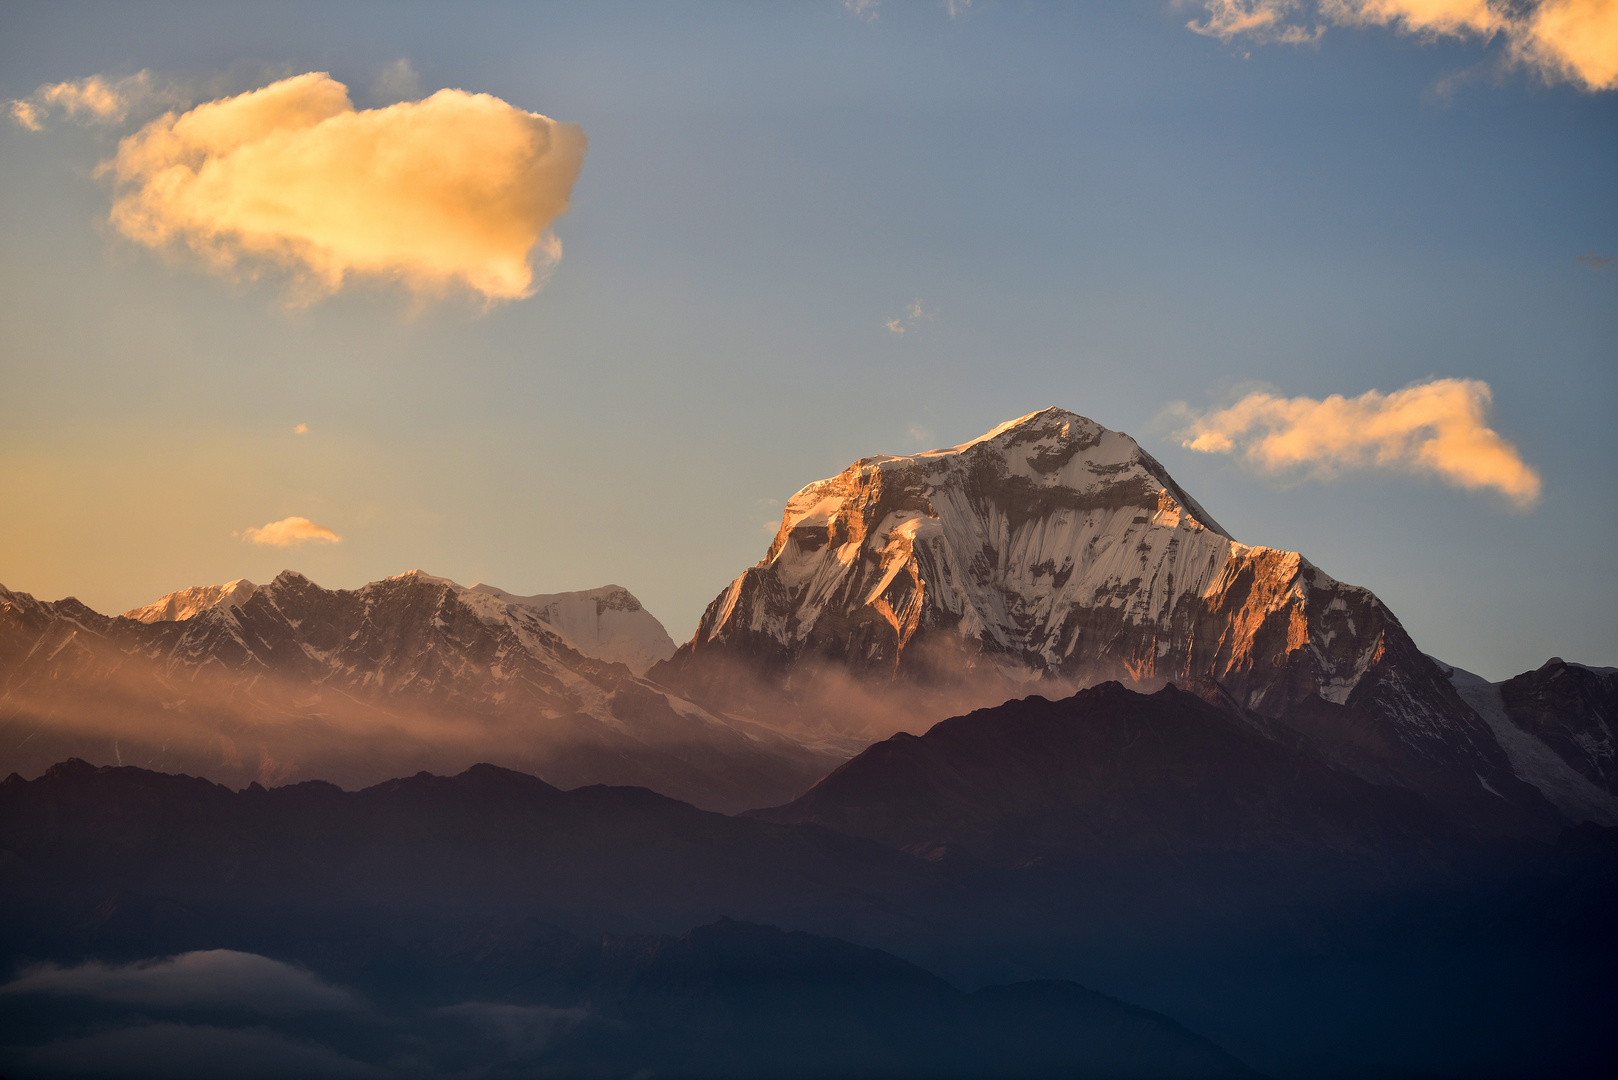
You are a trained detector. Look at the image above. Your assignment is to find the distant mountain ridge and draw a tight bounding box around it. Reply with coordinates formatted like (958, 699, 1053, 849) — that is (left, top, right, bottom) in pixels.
(0, 570, 834, 811)
(118, 572, 677, 676)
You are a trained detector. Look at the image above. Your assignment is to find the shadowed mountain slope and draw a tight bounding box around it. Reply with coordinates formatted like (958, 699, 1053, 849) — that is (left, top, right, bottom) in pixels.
(753, 682, 1467, 867)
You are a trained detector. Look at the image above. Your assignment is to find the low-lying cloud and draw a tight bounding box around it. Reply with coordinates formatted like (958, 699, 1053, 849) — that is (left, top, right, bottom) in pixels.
(2, 950, 359, 1014)
(101, 71, 586, 301)
(21, 1022, 381, 1079)
(1176, 378, 1541, 506)
(239, 516, 342, 546)
(1187, 0, 1618, 91)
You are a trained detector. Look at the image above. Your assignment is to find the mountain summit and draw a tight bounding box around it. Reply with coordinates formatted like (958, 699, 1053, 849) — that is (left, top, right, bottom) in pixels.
(653, 407, 1558, 836)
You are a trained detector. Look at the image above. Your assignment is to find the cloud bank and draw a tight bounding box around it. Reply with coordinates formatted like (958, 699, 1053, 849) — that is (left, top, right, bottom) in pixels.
(1177, 378, 1541, 506)
(1188, 0, 1618, 91)
(2, 950, 358, 1014)
(104, 72, 587, 301)
(239, 516, 342, 546)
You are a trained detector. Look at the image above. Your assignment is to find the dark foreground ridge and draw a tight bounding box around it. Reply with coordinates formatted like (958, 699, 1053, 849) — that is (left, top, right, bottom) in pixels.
(754, 681, 1471, 865)
(0, 917, 1261, 1079)
(0, 761, 1257, 1078)
(3, 676, 1617, 1078)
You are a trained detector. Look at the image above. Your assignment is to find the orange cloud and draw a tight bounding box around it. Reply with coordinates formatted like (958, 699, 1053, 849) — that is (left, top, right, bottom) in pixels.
(9, 101, 43, 131)
(10, 72, 156, 129)
(1178, 378, 1541, 507)
(1189, 0, 1327, 44)
(105, 72, 587, 302)
(238, 516, 342, 546)
(1190, 0, 1618, 90)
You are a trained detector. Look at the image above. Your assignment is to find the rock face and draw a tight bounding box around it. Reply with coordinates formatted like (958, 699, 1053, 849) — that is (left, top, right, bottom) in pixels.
(0, 571, 837, 812)
(652, 407, 1558, 836)
(1500, 659, 1618, 794)
(1445, 658, 1618, 825)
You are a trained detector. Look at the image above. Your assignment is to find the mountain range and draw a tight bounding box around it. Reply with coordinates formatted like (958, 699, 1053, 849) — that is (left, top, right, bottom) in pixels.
(4, 406, 1616, 1076)
(0, 570, 836, 812)
(4, 408, 1613, 834)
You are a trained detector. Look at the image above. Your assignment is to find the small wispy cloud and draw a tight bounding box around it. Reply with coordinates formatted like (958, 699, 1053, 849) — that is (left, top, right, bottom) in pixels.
(886, 299, 935, 336)
(8, 71, 165, 129)
(369, 58, 422, 104)
(1174, 377, 1541, 507)
(1576, 252, 1612, 271)
(238, 516, 342, 546)
(907, 423, 934, 444)
(1185, 0, 1618, 91)
(1188, 0, 1325, 45)
(845, 0, 881, 22)
(946, 0, 975, 17)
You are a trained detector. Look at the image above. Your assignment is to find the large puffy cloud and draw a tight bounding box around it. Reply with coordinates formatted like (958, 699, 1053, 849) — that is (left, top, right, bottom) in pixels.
(1177, 378, 1542, 506)
(239, 516, 342, 546)
(105, 72, 587, 301)
(1189, 0, 1618, 90)
(2, 950, 359, 1014)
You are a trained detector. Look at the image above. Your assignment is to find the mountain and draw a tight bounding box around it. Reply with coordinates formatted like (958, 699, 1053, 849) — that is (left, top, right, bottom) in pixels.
(121, 578, 258, 623)
(1444, 657, 1618, 825)
(0, 571, 836, 812)
(0, 758, 942, 945)
(119, 574, 676, 675)
(653, 407, 1558, 836)
(0, 760, 1259, 1078)
(5, 758, 1613, 1079)
(754, 682, 1466, 867)
(463, 582, 677, 675)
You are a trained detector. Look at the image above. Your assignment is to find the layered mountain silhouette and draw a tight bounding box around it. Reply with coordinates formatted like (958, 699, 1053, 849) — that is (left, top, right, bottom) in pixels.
(4, 751, 1614, 1079)
(0, 757, 1266, 1078)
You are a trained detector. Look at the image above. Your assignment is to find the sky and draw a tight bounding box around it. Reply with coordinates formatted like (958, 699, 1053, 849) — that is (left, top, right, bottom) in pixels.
(0, 0, 1613, 681)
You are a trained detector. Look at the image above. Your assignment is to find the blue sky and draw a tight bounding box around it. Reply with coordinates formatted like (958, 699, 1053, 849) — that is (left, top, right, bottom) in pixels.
(1, 1, 1613, 679)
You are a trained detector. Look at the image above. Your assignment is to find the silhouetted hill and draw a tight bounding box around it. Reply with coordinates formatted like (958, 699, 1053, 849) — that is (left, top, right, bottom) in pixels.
(754, 682, 1468, 867)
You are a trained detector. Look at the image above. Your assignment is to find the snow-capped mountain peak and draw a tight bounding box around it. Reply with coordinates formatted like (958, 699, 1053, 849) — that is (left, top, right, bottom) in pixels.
(121, 578, 258, 623)
(653, 406, 1558, 837)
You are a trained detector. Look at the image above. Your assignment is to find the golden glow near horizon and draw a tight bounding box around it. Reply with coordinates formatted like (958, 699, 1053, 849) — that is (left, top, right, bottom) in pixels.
(1178, 379, 1543, 507)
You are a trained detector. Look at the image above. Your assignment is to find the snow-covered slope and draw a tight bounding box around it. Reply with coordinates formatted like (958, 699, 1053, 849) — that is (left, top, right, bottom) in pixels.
(122, 578, 258, 622)
(462, 584, 676, 676)
(0, 571, 838, 811)
(120, 575, 677, 677)
(1442, 659, 1618, 826)
(652, 407, 1559, 837)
